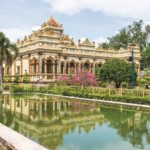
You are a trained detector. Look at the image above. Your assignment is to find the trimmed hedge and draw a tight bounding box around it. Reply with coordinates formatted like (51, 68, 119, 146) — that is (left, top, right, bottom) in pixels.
(63, 90, 150, 105)
(11, 85, 150, 105)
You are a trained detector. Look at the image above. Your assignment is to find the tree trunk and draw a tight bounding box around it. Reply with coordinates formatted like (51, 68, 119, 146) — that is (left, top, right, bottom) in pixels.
(0, 63, 3, 91)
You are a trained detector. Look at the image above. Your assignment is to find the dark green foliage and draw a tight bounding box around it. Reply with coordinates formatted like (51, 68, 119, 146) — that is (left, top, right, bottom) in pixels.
(141, 46, 150, 69)
(98, 59, 135, 88)
(108, 28, 130, 50)
(14, 75, 20, 83)
(99, 42, 109, 50)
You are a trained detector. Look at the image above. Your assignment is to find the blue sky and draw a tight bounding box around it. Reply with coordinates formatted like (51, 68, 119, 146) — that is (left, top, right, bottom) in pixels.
(1, 0, 150, 43)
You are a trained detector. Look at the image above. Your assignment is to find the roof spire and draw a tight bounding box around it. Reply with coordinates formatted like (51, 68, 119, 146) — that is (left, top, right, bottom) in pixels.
(48, 16, 62, 27)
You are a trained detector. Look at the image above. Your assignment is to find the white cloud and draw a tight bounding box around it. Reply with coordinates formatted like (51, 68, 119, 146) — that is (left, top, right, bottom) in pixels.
(42, 0, 150, 19)
(31, 26, 41, 31)
(17, 0, 24, 2)
(0, 26, 40, 43)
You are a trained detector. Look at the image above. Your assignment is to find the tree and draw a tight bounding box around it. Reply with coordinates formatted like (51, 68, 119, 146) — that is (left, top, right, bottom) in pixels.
(56, 70, 97, 86)
(108, 28, 130, 50)
(0, 32, 18, 90)
(141, 46, 150, 69)
(99, 42, 109, 50)
(107, 20, 150, 51)
(98, 59, 135, 88)
(70, 70, 97, 86)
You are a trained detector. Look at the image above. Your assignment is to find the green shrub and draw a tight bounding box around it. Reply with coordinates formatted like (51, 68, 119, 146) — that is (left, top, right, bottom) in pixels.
(23, 74, 30, 83)
(14, 75, 21, 83)
(121, 82, 129, 88)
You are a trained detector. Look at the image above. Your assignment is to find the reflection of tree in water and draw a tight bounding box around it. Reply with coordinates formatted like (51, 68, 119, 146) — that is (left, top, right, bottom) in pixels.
(101, 106, 150, 149)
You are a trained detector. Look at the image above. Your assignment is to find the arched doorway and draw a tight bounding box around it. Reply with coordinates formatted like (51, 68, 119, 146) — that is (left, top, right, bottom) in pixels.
(61, 62, 64, 74)
(70, 61, 76, 74)
(42, 59, 46, 73)
(47, 59, 54, 74)
(30, 58, 37, 74)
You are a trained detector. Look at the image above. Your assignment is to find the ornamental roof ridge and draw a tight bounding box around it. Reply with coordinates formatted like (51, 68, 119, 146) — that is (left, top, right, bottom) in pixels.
(80, 38, 93, 46)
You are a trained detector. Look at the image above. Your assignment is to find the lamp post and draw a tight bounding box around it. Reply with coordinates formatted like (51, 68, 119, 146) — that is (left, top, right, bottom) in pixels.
(131, 47, 135, 88)
(129, 43, 136, 88)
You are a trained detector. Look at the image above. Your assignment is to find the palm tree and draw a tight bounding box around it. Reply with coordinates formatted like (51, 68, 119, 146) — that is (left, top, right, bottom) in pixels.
(0, 32, 18, 90)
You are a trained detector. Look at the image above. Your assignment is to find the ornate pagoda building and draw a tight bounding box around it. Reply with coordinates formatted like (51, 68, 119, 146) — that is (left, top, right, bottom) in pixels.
(4, 17, 141, 82)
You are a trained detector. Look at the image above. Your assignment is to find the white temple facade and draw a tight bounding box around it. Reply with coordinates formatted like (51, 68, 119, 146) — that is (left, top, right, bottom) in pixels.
(4, 17, 141, 82)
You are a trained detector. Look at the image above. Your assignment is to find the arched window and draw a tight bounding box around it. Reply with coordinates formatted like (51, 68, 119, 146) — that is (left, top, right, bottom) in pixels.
(84, 62, 90, 70)
(30, 58, 37, 74)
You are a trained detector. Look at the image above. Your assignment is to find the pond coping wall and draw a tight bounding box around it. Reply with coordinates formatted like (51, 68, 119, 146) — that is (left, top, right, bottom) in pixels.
(0, 123, 48, 150)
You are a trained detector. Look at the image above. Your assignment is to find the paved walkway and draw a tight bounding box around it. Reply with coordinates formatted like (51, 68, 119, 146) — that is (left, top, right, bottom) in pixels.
(0, 123, 48, 150)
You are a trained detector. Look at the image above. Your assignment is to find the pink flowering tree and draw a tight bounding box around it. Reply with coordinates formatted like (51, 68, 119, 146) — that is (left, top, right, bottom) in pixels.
(56, 71, 97, 86)
(70, 70, 97, 86)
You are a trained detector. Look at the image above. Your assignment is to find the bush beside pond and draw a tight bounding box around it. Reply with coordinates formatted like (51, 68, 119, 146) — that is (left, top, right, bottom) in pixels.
(11, 84, 150, 105)
(63, 90, 150, 105)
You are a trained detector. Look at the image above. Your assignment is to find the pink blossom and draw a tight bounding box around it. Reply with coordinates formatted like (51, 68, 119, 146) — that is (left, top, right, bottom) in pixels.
(56, 71, 97, 86)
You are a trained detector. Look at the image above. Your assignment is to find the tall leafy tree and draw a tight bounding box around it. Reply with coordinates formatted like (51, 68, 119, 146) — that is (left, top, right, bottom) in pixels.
(141, 46, 150, 69)
(106, 20, 150, 51)
(108, 28, 130, 50)
(99, 59, 135, 88)
(0, 32, 18, 90)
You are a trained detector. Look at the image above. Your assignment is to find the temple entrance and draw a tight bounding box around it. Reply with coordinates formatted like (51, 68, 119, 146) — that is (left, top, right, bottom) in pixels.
(47, 59, 53, 74)
(70, 62, 76, 74)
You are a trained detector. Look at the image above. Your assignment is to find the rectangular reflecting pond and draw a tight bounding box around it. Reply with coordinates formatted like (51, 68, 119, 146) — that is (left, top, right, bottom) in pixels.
(0, 94, 150, 150)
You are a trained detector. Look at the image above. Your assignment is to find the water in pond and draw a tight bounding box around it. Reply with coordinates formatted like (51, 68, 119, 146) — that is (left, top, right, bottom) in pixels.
(0, 94, 150, 150)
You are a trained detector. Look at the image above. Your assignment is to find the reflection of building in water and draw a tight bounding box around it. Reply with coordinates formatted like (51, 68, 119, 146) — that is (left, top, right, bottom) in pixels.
(1, 95, 104, 149)
(2, 95, 149, 150)
(2, 95, 71, 121)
